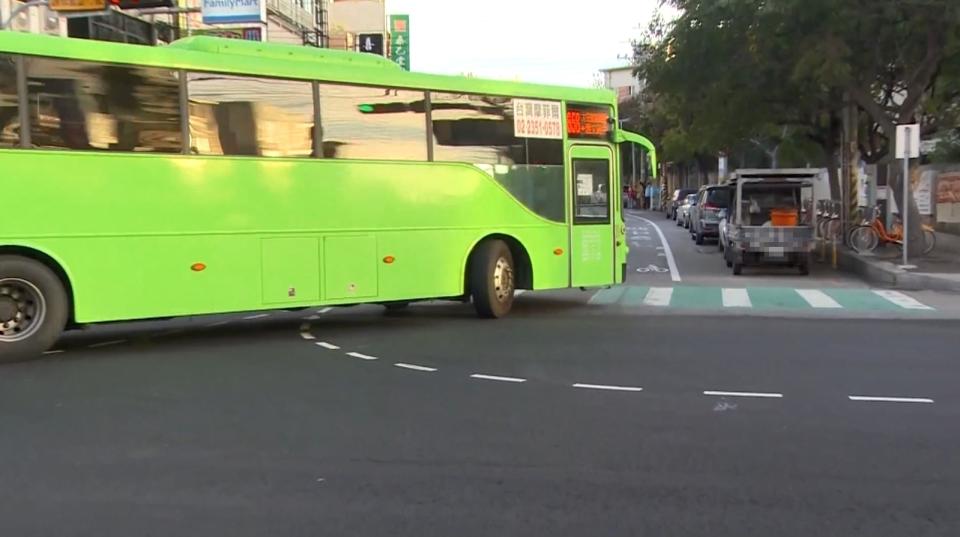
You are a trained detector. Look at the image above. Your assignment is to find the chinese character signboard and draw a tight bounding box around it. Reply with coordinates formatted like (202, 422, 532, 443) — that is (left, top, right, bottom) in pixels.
(49, 0, 106, 12)
(513, 99, 563, 139)
(389, 14, 410, 71)
(202, 0, 265, 25)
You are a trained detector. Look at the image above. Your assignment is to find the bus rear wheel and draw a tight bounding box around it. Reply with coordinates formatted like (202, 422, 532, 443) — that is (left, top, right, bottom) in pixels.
(469, 240, 515, 319)
(0, 256, 69, 363)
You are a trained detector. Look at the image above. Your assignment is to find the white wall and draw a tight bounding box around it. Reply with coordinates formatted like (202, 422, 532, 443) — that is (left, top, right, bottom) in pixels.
(328, 0, 384, 34)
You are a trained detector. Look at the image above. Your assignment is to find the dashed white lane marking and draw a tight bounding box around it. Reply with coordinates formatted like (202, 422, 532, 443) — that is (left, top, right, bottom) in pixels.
(848, 395, 934, 404)
(88, 339, 126, 349)
(573, 383, 643, 392)
(303, 315, 322, 321)
(656, 246, 664, 250)
(470, 374, 527, 383)
(643, 287, 673, 307)
(319, 307, 333, 314)
(796, 289, 843, 308)
(631, 216, 682, 282)
(347, 351, 378, 361)
(243, 313, 270, 320)
(316, 342, 340, 350)
(721, 288, 752, 308)
(43, 350, 65, 355)
(515, 290, 527, 296)
(300, 332, 316, 340)
(872, 290, 934, 310)
(704, 390, 783, 399)
(208, 320, 230, 327)
(394, 363, 438, 372)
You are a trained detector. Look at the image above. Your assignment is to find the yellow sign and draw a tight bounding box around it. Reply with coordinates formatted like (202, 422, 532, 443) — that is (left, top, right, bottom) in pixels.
(49, 0, 106, 12)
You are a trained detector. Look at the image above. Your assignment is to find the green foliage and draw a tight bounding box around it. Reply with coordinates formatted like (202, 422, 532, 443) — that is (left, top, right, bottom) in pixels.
(635, 0, 960, 165)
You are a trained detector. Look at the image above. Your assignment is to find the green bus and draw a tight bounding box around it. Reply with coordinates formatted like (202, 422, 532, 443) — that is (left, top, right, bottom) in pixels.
(0, 32, 656, 359)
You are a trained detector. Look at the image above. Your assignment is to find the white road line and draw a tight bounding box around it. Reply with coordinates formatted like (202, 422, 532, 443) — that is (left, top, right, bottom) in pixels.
(573, 383, 643, 392)
(300, 332, 316, 340)
(848, 395, 934, 404)
(796, 289, 842, 308)
(346, 351, 378, 361)
(316, 342, 340, 350)
(43, 350, 65, 355)
(394, 363, 438, 372)
(243, 313, 270, 320)
(721, 288, 752, 308)
(303, 315, 322, 320)
(319, 307, 333, 314)
(470, 374, 527, 383)
(631, 216, 682, 282)
(703, 390, 783, 399)
(515, 290, 526, 296)
(643, 287, 673, 307)
(88, 340, 125, 349)
(207, 320, 230, 327)
(872, 290, 934, 310)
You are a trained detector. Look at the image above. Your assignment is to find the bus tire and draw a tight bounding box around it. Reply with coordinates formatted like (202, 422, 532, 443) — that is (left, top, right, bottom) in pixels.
(0, 256, 69, 363)
(469, 239, 515, 319)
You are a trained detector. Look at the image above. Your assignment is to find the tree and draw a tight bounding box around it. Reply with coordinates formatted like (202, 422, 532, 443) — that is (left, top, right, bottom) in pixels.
(634, 0, 960, 253)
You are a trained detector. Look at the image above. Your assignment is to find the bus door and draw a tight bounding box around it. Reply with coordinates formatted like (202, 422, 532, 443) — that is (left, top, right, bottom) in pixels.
(568, 145, 617, 287)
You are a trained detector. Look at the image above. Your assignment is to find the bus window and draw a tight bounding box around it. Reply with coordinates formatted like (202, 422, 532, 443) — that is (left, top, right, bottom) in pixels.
(0, 55, 18, 148)
(25, 57, 182, 153)
(187, 73, 314, 158)
(430, 92, 565, 222)
(316, 84, 427, 161)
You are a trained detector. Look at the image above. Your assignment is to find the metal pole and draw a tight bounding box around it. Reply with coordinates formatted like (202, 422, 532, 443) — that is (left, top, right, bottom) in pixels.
(630, 144, 637, 208)
(902, 127, 910, 267)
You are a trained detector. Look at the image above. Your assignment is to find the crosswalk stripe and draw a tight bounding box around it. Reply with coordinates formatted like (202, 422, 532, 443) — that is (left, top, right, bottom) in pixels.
(795, 289, 842, 309)
(872, 290, 934, 310)
(643, 287, 673, 307)
(721, 288, 751, 308)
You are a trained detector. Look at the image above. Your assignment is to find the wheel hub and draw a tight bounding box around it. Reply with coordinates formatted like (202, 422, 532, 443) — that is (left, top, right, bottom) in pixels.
(0, 278, 45, 342)
(493, 257, 514, 302)
(0, 295, 16, 322)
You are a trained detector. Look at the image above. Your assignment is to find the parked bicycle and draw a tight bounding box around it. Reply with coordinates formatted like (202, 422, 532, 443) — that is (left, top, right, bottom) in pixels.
(849, 206, 936, 255)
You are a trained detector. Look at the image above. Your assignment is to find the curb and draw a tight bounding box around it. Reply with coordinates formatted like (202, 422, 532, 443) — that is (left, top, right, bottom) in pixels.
(836, 249, 960, 292)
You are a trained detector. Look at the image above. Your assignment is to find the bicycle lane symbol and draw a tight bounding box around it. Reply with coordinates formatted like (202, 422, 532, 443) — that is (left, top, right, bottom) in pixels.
(636, 264, 669, 273)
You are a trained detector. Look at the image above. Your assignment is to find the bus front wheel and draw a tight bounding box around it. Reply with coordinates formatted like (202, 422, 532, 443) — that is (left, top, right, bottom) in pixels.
(0, 256, 69, 363)
(469, 240, 515, 319)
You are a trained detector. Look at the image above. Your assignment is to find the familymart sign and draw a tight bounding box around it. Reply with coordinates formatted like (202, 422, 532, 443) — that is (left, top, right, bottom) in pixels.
(202, 0, 265, 25)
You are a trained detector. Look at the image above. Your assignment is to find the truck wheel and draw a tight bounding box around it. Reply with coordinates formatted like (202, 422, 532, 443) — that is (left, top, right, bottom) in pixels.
(469, 240, 515, 319)
(0, 256, 69, 363)
(798, 255, 811, 275)
(732, 262, 743, 276)
(695, 231, 705, 245)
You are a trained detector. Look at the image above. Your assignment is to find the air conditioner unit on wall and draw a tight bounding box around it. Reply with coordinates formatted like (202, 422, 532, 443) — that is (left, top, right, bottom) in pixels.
(1, 0, 66, 36)
(37, 4, 67, 37)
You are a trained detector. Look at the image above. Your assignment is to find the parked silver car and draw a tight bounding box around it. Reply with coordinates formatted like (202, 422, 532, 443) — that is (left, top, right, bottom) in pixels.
(688, 185, 731, 245)
(677, 194, 697, 228)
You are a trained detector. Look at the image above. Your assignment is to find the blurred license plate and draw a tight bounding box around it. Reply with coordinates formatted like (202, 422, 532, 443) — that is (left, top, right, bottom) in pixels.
(768, 246, 785, 257)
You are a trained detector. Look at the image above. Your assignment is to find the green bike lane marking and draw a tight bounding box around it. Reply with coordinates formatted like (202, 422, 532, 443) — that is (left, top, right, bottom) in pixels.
(588, 286, 627, 305)
(745, 287, 811, 310)
(668, 286, 724, 309)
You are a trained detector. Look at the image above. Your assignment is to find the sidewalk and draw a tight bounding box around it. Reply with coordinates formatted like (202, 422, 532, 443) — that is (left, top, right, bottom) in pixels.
(837, 231, 960, 292)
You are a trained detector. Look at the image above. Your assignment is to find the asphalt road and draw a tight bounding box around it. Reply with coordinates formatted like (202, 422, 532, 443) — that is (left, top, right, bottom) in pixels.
(2, 210, 959, 536)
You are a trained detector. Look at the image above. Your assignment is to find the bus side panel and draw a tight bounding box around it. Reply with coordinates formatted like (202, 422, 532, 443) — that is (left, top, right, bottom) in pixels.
(3, 151, 571, 323)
